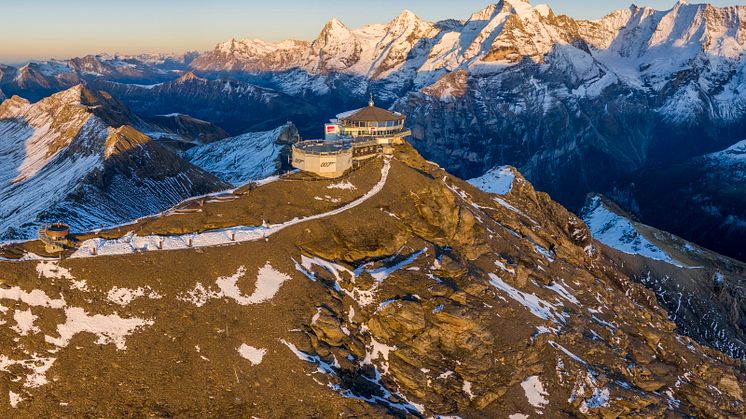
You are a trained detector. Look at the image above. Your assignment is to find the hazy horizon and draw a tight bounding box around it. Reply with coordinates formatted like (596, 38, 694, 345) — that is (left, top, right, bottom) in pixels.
(1, 0, 742, 64)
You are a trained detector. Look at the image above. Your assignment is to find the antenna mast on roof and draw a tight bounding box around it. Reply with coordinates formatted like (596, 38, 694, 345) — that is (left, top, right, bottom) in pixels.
(369, 93, 374, 107)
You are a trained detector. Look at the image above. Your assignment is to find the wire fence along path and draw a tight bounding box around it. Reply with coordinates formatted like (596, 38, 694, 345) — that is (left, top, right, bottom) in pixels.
(70, 158, 391, 258)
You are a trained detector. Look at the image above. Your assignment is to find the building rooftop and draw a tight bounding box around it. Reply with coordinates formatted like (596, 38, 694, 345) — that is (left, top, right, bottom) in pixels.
(337, 104, 405, 122)
(294, 140, 351, 154)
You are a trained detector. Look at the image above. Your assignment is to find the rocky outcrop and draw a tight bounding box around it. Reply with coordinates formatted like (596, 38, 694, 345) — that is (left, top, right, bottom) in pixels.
(288, 145, 745, 417)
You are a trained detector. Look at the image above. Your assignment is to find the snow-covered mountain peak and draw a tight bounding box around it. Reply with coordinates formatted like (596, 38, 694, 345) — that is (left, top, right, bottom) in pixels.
(501, 0, 540, 16)
(468, 3, 500, 22)
(217, 38, 239, 53)
(318, 18, 351, 39)
(185, 1, 746, 117)
(45, 84, 88, 106)
(18, 60, 73, 77)
(385, 9, 429, 33)
(175, 71, 206, 83)
(468, 0, 548, 20)
(394, 9, 417, 21)
(309, 17, 362, 72)
(217, 38, 301, 57)
(0, 86, 227, 240)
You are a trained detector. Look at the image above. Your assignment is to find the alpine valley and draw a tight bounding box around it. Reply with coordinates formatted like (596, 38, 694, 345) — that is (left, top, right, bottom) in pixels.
(0, 1, 744, 417)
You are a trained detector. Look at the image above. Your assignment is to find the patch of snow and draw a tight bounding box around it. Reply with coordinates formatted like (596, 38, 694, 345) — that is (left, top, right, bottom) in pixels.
(45, 307, 153, 351)
(546, 281, 579, 305)
(549, 340, 588, 366)
(107, 287, 145, 306)
(281, 338, 337, 375)
(8, 391, 23, 408)
(468, 166, 515, 195)
(299, 255, 377, 307)
(462, 380, 476, 399)
(237, 344, 266, 365)
(11, 309, 40, 336)
(182, 262, 291, 307)
(327, 180, 357, 190)
(0, 287, 66, 309)
(365, 248, 426, 282)
(0, 354, 56, 388)
(438, 370, 455, 380)
(493, 196, 538, 224)
(311, 307, 322, 324)
(580, 387, 610, 413)
(36, 261, 74, 279)
(495, 258, 516, 274)
(69, 279, 89, 292)
(521, 375, 549, 409)
(533, 243, 555, 262)
(489, 273, 564, 323)
(106, 286, 161, 306)
(363, 337, 397, 374)
(281, 337, 422, 415)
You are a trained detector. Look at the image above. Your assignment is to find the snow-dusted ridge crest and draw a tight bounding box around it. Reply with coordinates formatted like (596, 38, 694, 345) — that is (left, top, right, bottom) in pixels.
(190, 1, 746, 88)
(0, 85, 233, 242)
(581, 195, 684, 266)
(69, 158, 391, 258)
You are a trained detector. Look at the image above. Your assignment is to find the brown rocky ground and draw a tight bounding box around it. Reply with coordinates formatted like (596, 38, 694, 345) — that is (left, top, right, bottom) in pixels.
(0, 144, 743, 417)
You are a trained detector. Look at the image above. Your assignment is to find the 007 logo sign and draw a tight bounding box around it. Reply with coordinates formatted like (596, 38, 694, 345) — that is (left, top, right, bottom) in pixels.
(320, 161, 335, 168)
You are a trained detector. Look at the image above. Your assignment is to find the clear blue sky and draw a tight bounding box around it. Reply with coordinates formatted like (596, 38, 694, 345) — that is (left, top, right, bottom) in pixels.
(0, 0, 742, 64)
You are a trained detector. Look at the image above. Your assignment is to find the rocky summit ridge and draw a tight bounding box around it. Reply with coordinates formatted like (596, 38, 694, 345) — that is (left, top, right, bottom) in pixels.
(0, 144, 742, 417)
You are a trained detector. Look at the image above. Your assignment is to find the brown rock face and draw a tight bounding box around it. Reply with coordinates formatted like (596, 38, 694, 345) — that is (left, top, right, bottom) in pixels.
(0, 144, 742, 417)
(281, 145, 744, 417)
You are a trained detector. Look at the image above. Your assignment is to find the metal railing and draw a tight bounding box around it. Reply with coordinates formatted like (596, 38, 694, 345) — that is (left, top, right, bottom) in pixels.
(292, 140, 353, 156)
(342, 129, 412, 141)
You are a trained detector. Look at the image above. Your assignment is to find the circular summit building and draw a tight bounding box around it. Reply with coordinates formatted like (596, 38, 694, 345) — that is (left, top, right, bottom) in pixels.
(291, 99, 410, 178)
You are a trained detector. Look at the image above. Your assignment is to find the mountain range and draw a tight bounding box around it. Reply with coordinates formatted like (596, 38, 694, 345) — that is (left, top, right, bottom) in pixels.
(1, 0, 743, 261)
